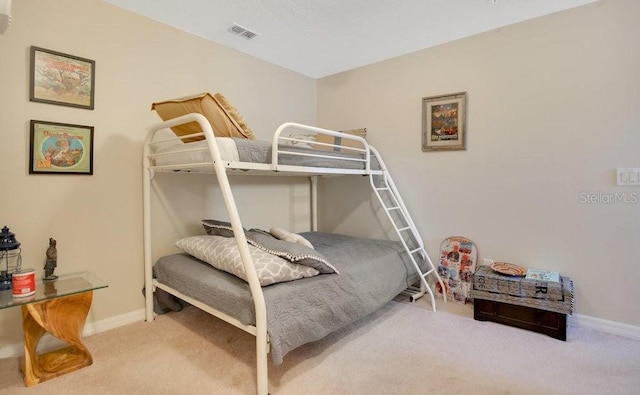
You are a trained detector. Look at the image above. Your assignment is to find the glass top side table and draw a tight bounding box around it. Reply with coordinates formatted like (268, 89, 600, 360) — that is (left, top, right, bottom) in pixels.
(0, 271, 108, 386)
(0, 271, 107, 309)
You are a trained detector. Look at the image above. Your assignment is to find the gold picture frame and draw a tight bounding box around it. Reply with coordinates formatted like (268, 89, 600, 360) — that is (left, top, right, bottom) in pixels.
(422, 92, 467, 151)
(29, 46, 95, 110)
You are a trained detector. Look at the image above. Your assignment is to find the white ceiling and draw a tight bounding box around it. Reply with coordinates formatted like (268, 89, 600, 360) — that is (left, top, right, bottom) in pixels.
(103, 0, 597, 79)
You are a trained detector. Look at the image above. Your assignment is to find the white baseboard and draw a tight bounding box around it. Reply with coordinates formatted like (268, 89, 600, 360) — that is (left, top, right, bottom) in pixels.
(0, 308, 145, 359)
(84, 308, 146, 336)
(1, 309, 638, 359)
(569, 313, 640, 340)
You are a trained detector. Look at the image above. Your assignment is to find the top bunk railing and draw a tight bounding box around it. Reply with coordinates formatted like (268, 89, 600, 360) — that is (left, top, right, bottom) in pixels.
(144, 113, 380, 176)
(272, 122, 371, 173)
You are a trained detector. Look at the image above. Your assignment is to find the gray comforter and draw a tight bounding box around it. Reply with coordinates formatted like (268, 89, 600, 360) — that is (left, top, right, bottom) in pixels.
(233, 138, 378, 170)
(153, 232, 421, 364)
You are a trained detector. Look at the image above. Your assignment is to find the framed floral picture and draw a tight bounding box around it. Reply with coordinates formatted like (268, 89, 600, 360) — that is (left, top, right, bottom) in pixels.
(29, 46, 95, 110)
(29, 120, 94, 175)
(422, 92, 467, 151)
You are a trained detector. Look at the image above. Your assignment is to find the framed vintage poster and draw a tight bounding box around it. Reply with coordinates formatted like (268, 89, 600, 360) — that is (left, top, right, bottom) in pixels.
(422, 92, 467, 151)
(29, 120, 94, 175)
(29, 46, 95, 110)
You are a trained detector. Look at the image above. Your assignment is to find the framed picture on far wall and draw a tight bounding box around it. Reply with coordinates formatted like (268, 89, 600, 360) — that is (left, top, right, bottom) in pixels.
(29, 46, 96, 110)
(422, 92, 467, 151)
(29, 120, 94, 175)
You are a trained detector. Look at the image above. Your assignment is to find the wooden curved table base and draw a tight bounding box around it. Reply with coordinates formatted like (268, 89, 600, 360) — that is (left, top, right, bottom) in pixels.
(20, 291, 93, 387)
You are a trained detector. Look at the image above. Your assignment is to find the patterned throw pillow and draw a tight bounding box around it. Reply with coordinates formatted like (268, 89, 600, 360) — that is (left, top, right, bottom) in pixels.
(201, 219, 339, 274)
(175, 235, 319, 286)
(247, 229, 339, 274)
(270, 227, 315, 249)
(201, 219, 238, 237)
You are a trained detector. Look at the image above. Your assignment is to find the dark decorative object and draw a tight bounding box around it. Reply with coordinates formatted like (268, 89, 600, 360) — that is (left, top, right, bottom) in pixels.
(0, 226, 21, 291)
(44, 238, 58, 282)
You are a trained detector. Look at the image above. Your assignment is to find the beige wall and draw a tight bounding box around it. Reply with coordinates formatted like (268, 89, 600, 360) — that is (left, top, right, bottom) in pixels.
(0, 0, 316, 346)
(318, 0, 640, 326)
(0, 0, 637, 351)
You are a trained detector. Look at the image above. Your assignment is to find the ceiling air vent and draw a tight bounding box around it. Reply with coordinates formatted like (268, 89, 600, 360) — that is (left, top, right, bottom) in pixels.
(227, 23, 259, 40)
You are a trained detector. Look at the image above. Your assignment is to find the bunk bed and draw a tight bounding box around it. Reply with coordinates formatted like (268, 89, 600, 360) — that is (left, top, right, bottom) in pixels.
(143, 111, 446, 395)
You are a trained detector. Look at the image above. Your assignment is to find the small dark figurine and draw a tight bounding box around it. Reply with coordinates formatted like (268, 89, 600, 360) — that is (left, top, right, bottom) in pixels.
(44, 238, 58, 282)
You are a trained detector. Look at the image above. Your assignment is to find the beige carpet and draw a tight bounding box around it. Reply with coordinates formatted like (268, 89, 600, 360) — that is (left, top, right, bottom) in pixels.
(1, 298, 639, 394)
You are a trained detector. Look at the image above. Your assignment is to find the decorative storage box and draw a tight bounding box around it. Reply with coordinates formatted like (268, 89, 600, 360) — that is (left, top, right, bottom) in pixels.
(470, 266, 574, 341)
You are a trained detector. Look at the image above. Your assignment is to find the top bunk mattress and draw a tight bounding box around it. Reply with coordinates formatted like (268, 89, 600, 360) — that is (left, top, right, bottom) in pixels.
(151, 137, 374, 170)
(153, 231, 421, 364)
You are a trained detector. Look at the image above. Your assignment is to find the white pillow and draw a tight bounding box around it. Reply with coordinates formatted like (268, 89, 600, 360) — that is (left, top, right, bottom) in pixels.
(176, 235, 319, 286)
(270, 227, 315, 249)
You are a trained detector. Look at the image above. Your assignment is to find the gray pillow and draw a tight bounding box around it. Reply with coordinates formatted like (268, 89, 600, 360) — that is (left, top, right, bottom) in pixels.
(176, 235, 319, 286)
(246, 229, 339, 274)
(201, 219, 242, 237)
(201, 219, 338, 274)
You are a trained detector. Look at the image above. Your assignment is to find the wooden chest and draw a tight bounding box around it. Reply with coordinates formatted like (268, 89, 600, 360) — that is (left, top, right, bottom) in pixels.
(469, 266, 573, 341)
(473, 298, 567, 341)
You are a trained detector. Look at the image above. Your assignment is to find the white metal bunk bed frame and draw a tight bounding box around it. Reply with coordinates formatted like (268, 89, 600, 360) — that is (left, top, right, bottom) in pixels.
(143, 113, 446, 395)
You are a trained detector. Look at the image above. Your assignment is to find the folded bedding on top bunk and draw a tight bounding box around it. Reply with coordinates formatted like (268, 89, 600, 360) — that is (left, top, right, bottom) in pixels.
(152, 137, 373, 170)
(152, 92, 256, 141)
(153, 232, 421, 364)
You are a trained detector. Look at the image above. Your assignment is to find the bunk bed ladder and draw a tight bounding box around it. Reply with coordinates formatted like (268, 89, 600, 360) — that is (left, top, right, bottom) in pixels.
(368, 147, 446, 311)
